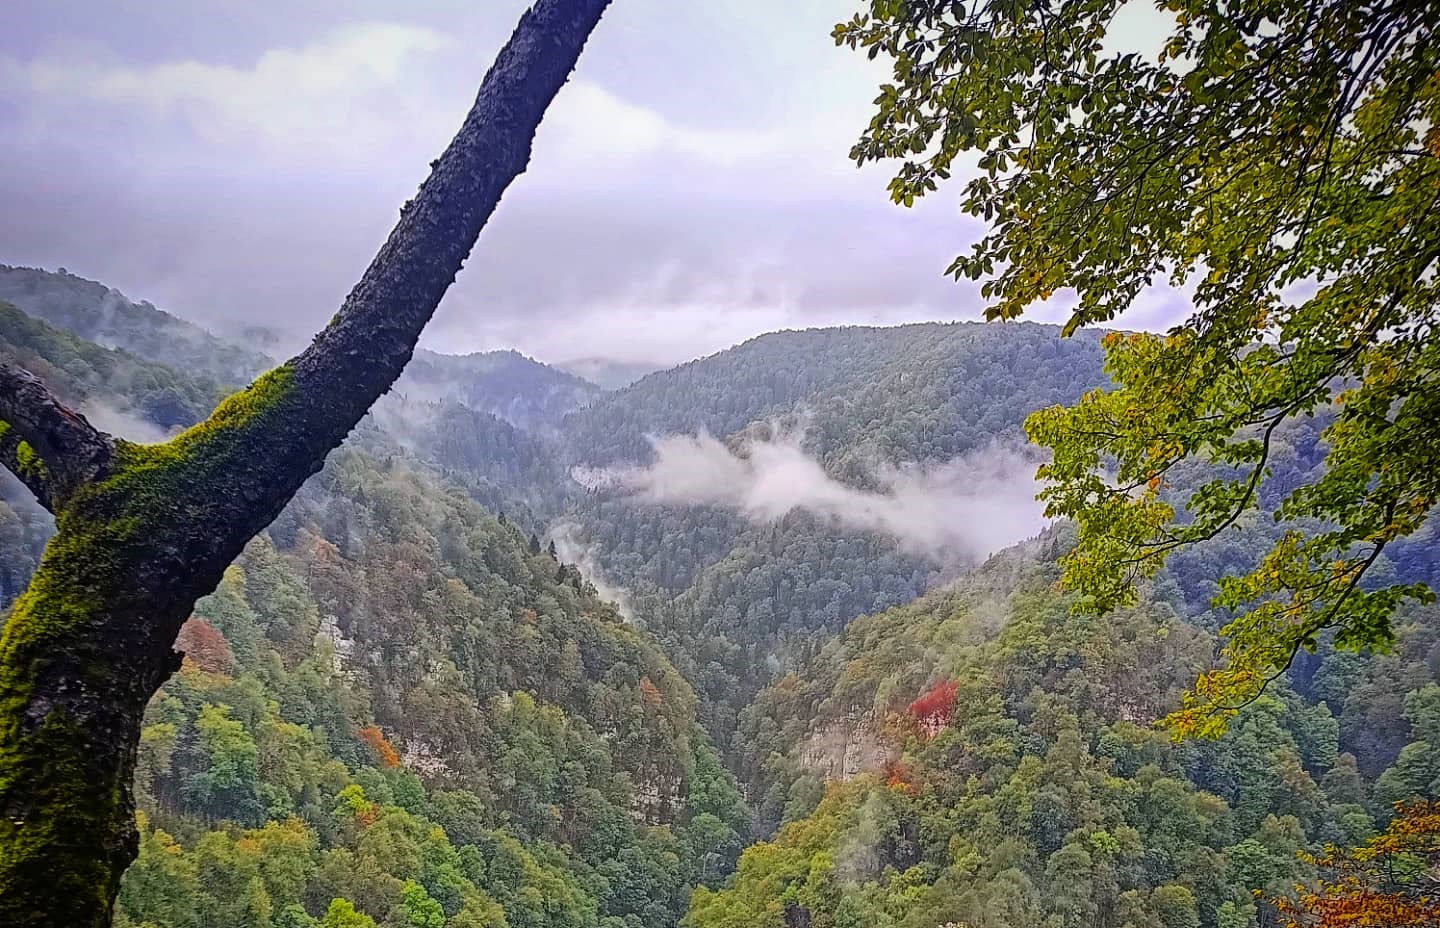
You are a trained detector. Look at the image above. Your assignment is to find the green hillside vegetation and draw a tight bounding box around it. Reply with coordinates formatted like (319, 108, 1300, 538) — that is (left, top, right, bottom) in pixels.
(0, 301, 226, 432)
(2, 273, 1437, 928)
(559, 323, 1108, 744)
(114, 448, 748, 928)
(0, 265, 270, 387)
(563, 323, 1106, 472)
(689, 534, 1440, 928)
(0, 307, 747, 928)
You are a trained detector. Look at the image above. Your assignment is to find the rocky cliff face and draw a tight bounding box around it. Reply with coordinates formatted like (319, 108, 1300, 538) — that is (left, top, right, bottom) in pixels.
(799, 711, 896, 781)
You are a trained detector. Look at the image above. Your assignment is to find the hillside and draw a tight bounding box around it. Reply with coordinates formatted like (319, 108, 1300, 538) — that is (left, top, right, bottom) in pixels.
(555, 323, 1110, 746)
(563, 322, 1107, 471)
(688, 532, 1440, 927)
(400, 349, 601, 432)
(0, 267, 593, 526)
(0, 307, 747, 928)
(3, 271, 1438, 928)
(0, 264, 271, 386)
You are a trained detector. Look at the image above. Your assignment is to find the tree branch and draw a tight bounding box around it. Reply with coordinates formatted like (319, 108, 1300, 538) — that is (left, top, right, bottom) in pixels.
(0, 363, 114, 511)
(128, 0, 615, 576)
(284, 0, 613, 461)
(0, 5, 615, 926)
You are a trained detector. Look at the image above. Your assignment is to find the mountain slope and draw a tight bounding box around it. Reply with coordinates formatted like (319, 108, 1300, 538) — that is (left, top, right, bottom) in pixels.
(0, 266, 593, 525)
(0, 300, 226, 433)
(0, 264, 271, 386)
(563, 322, 1107, 470)
(0, 304, 747, 928)
(688, 532, 1440, 928)
(400, 349, 601, 432)
(554, 323, 1110, 748)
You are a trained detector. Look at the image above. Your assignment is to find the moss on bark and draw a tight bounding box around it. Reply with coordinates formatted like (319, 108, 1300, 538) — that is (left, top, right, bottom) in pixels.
(0, 366, 299, 927)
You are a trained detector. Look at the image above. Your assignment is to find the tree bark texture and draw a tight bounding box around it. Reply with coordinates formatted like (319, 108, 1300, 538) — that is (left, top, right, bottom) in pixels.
(0, 2, 612, 925)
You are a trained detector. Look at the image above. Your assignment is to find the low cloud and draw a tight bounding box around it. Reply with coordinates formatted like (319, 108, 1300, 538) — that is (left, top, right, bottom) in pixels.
(547, 520, 638, 622)
(616, 430, 1048, 562)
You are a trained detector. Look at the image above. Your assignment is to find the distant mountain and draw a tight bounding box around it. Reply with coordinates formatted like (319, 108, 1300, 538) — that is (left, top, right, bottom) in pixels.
(552, 322, 1112, 745)
(0, 300, 228, 434)
(0, 264, 606, 435)
(563, 322, 1108, 470)
(0, 264, 271, 386)
(558, 357, 665, 390)
(396, 348, 601, 431)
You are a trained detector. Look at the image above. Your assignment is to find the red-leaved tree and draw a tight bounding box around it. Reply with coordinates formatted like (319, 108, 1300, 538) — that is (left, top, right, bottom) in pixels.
(909, 680, 959, 737)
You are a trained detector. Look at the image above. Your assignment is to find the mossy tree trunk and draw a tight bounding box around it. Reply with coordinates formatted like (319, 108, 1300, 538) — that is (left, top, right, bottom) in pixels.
(0, 1, 612, 924)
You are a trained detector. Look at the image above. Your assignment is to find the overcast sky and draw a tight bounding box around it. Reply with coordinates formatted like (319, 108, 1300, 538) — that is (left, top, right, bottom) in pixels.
(1, 1, 1188, 366)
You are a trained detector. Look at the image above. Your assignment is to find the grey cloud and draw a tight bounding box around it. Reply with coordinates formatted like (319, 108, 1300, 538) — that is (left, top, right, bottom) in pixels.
(80, 400, 177, 444)
(1, 1, 1190, 367)
(547, 520, 637, 621)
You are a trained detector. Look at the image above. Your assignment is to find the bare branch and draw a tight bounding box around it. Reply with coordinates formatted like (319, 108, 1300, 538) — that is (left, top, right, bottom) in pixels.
(156, 0, 616, 555)
(0, 362, 114, 511)
(283, 0, 614, 463)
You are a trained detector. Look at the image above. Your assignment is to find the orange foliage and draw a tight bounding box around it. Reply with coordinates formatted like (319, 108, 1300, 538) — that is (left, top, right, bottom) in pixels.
(639, 676, 663, 708)
(355, 802, 379, 828)
(883, 759, 917, 794)
(304, 530, 340, 565)
(174, 617, 235, 675)
(1273, 801, 1440, 927)
(908, 680, 958, 737)
(358, 725, 401, 768)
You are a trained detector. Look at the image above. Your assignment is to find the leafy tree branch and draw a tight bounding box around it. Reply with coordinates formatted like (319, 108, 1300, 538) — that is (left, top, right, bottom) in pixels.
(837, 0, 1440, 733)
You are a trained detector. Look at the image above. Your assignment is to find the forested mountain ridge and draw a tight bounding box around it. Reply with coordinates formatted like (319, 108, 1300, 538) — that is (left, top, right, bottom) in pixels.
(0, 267, 591, 525)
(0, 303, 747, 928)
(0, 272, 1116, 734)
(398, 349, 601, 433)
(0, 265, 598, 440)
(0, 264, 272, 387)
(562, 322, 1107, 472)
(556, 322, 1110, 749)
(4, 267, 1438, 928)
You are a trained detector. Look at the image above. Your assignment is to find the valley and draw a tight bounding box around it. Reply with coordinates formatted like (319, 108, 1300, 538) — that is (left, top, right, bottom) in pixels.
(2, 266, 1437, 928)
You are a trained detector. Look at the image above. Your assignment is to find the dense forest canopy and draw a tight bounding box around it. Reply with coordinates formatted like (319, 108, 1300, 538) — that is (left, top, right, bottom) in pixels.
(3, 0, 1438, 926)
(0, 299, 749, 928)
(4, 249, 1438, 927)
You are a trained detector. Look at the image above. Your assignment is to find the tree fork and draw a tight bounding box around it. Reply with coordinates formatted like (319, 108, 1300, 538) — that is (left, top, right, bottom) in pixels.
(0, 364, 114, 511)
(0, 1, 613, 925)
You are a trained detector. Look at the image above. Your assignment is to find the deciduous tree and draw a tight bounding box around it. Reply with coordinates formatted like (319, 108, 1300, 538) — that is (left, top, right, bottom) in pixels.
(837, 0, 1440, 734)
(1273, 800, 1440, 927)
